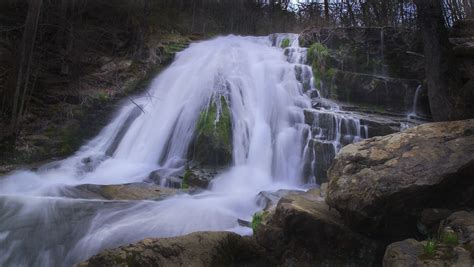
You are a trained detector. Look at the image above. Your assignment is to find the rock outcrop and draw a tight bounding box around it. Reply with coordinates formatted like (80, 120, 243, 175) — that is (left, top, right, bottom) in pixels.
(255, 189, 379, 266)
(77, 232, 270, 267)
(326, 119, 474, 238)
(332, 71, 420, 112)
(300, 26, 429, 115)
(383, 211, 474, 266)
(189, 96, 233, 166)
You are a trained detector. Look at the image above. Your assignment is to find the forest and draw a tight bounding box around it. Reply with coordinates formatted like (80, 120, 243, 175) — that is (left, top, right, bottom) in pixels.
(0, 0, 473, 266)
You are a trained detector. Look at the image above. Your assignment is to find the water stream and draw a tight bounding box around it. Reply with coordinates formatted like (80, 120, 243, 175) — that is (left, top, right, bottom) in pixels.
(0, 34, 367, 266)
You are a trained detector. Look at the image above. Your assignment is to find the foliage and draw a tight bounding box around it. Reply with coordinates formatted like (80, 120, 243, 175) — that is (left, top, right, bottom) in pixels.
(281, 38, 290, 48)
(441, 231, 459, 246)
(251, 211, 268, 233)
(308, 42, 330, 63)
(196, 96, 232, 148)
(423, 239, 437, 256)
(182, 168, 192, 189)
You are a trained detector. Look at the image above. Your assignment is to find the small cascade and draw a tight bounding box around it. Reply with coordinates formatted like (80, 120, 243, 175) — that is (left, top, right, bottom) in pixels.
(408, 85, 422, 119)
(302, 109, 368, 184)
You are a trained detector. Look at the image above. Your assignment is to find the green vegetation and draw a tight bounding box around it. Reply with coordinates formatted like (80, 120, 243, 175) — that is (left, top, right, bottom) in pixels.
(281, 38, 290, 49)
(423, 240, 436, 256)
(441, 231, 459, 246)
(308, 43, 337, 96)
(251, 211, 268, 233)
(182, 168, 192, 189)
(196, 96, 232, 148)
(95, 91, 110, 103)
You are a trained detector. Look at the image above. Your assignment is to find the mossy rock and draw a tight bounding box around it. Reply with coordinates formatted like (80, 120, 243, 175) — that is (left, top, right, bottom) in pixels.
(190, 96, 232, 166)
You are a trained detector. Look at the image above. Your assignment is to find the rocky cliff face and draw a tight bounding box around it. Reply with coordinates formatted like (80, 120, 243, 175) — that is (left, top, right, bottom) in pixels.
(300, 27, 430, 116)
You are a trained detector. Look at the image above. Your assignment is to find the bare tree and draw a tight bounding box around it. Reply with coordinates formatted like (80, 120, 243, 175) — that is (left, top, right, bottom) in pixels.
(10, 0, 43, 134)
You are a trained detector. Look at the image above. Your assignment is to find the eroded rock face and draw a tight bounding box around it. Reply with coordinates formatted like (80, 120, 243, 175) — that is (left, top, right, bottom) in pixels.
(383, 211, 474, 267)
(256, 189, 379, 266)
(332, 71, 421, 113)
(326, 119, 474, 238)
(77, 231, 270, 267)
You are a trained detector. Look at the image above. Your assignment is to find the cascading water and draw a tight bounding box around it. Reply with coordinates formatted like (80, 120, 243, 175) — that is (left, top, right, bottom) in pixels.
(408, 85, 422, 119)
(0, 34, 367, 266)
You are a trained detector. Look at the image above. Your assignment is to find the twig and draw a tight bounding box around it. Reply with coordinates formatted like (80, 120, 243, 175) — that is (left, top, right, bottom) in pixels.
(127, 96, 145, 114)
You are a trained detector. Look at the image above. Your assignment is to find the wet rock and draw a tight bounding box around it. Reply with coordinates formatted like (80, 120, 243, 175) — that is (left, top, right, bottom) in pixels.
(360, 117, 400, 137)
(255, 189, 379, 266)
(327, 119, 474, 238)
(384, 211, 474, 267)
(332, 71, 421, 113)
(148, 169, 183, 188)
(189, 97, 232, 166)
(77, 231, 271, 267)
(185, 166, 225, 189)
(74, 183, 177, 201)
(256, 189, 305, 211)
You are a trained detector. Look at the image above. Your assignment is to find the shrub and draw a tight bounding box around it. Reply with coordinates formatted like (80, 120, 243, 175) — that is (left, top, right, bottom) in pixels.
(423, 240, 436, 256)
(441, 231, 459, 246)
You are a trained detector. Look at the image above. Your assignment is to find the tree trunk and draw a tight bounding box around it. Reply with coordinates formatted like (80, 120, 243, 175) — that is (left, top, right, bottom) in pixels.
(10, 0, 43, 133)
(414, 0, 459, 121)
(324, 0, 329, 23)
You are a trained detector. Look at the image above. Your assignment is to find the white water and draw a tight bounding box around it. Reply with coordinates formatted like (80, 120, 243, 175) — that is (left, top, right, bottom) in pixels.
(0, 34, 317, 266)
(408, 85, 422, 119)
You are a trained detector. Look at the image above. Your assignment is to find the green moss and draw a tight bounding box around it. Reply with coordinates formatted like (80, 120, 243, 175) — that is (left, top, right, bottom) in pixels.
(281, 38, 290, 49)
(251, 211, 268, 234)
(182, 168, 192, 189)
(196, 96, 232, 147)
(192, 96, 232, 165)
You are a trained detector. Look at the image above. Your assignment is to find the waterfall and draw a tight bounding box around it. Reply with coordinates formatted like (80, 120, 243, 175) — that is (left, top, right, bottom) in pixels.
(408, 85, 422, 119)
(0, 34, 366, 266)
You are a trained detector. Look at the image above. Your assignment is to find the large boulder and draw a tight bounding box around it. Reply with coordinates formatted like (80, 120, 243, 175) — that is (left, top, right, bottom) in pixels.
(255, 189, 379, 266)
(383, 211, 474, 266)
(326, 119, 474, 238)
(77, 231, 270, 267)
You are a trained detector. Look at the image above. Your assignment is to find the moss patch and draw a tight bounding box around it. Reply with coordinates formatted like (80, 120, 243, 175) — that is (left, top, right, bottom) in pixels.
(182, 168, 192, 189)
(281, 38, 290, 49)
(251, 211, 268, 234)
(192, 96, 233, 166)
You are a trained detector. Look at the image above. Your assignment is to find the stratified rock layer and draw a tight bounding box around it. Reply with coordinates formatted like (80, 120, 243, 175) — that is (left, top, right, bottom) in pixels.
(327, 119, 474, 238)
